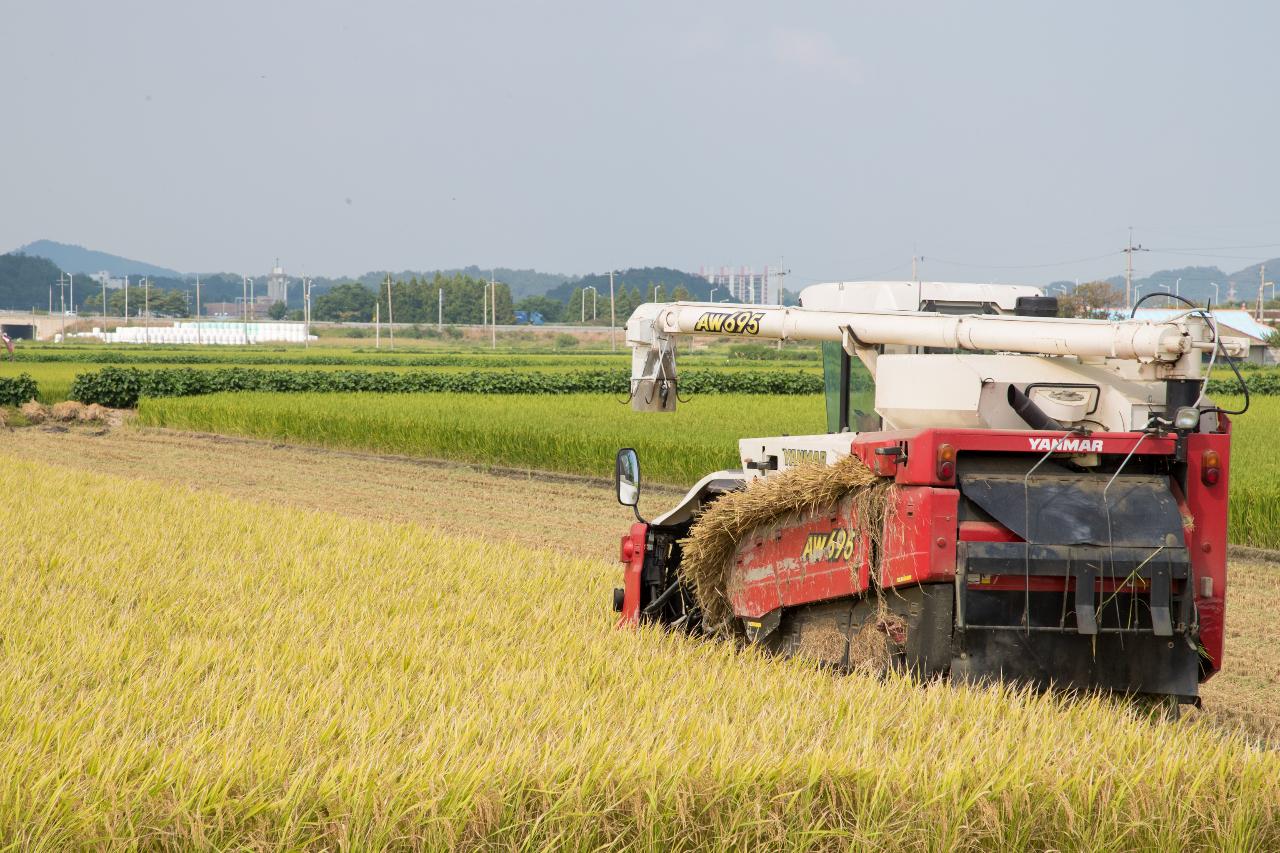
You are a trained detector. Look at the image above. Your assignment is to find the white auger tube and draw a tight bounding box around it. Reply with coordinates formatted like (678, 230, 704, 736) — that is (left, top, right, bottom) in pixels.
(626, 301, 1209, 412)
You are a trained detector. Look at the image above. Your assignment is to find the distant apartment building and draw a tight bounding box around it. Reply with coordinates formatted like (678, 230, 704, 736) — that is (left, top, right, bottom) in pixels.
(698, 265, 778, 304)
(89, 270, 127, 290)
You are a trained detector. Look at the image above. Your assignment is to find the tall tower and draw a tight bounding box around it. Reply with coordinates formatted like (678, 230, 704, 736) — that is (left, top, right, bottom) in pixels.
(267, 259, 288, 304)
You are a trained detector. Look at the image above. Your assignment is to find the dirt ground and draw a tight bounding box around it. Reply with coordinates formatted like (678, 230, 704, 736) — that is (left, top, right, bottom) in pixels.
(3, 423, 1276, 742)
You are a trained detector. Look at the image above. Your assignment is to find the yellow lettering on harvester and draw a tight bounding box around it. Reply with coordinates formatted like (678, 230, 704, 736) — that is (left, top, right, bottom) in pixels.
(692, 311, 765, 336)
(782, 448, 826, 466)
(801, 529, 858, 562)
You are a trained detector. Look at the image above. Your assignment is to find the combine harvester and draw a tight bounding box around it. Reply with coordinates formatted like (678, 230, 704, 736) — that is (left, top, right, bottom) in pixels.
(612, 281, 1248, 708)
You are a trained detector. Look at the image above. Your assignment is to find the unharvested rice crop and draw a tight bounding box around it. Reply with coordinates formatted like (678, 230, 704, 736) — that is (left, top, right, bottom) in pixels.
(138, 390, 1280, 547)
(1217, 395, 1280, 548)
(137, 392, 826, 485)
(1, 455, 1277, 849)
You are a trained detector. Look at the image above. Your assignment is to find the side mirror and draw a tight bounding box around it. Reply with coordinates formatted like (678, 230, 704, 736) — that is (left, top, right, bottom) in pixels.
(616, 447, 640, 508)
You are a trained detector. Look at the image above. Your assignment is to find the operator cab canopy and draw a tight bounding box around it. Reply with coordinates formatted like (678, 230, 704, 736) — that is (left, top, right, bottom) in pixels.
(798, 280, 1043, 315)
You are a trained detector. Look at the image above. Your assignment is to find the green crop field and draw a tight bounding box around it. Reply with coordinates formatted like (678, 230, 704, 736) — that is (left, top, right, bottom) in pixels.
(1, 342, 821, 402)
(1217, 395, 1280, 548)
(138, 392, 825, 486)
(1, 455, 1276, 849)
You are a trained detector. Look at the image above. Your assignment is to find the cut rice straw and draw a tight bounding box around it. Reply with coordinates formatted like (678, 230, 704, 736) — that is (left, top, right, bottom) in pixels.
(679, 454, 892, 634)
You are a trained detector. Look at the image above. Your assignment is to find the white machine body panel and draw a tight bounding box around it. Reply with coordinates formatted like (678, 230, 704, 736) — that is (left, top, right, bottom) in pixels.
(873, 353, 1168, 433)
(736, 433, 857, 483)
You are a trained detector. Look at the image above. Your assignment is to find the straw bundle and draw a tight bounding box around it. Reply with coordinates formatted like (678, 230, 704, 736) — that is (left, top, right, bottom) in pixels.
(679, 454, 892, 635)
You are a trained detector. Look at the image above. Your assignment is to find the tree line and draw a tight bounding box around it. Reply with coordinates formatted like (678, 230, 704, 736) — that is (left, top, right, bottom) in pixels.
(313, 273, 515, 324)
(82, 286, 191, 318)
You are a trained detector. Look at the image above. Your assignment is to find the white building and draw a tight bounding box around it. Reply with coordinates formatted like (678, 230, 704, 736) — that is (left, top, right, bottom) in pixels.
(266, 261, 289, 304)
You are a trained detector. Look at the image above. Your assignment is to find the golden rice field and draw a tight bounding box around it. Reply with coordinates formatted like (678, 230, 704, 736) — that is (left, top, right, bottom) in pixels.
(1, 455, 1277, 849)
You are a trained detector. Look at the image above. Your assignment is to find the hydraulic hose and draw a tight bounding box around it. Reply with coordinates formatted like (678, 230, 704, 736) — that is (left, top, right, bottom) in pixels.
(1007, 384, 1065, 431)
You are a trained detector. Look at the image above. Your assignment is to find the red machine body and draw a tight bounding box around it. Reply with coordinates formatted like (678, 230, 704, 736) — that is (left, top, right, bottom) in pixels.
(619, 422, 1231, 696)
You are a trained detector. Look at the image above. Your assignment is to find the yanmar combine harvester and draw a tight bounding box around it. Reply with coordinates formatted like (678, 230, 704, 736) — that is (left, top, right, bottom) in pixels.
(613, 281, 1248, 707)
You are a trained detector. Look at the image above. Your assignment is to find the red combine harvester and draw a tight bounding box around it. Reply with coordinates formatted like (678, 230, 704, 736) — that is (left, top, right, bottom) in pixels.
(612, 281, 1245, 706)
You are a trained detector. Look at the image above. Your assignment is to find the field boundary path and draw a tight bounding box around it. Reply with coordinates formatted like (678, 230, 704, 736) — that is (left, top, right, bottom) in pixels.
(2, 423, 681, 563)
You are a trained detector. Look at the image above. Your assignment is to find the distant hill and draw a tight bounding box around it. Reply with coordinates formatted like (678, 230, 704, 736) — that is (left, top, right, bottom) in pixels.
(0, 253, 70, 311)
(1051, 257, 1280, 308)
(12, 240, 182, 278)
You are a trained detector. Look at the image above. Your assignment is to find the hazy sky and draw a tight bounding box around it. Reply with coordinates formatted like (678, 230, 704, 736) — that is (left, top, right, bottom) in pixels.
(4, 1, 1280, 286)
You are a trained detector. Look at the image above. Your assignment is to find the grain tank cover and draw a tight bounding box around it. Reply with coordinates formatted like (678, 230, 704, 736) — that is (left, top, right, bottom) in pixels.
(798, 281, 1043, 315)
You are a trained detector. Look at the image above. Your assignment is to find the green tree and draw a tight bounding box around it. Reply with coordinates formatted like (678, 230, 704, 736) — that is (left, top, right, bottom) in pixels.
(671, 285, 692, 302)
(514, 295, 564, 323)
(84, 286, 190, 318)
(267, 301, 288, 320)
(388, 273, 515, 325)
(564, 287, 594, 324)
(314, 282, 377, 322)
(1058, 281, 1122, 319)
(0, 254, 67, 312)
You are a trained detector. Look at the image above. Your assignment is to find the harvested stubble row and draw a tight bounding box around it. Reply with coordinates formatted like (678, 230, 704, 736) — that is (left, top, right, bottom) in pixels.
(0, 455, 1276, 849)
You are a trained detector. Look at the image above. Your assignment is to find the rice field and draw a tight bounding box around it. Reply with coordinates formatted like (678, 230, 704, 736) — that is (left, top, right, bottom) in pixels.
(1218, 395, 1280, 548)
(138, 391, 824, 486)
(1, 454, 1276, 849)
(138, 390, 1280, 548)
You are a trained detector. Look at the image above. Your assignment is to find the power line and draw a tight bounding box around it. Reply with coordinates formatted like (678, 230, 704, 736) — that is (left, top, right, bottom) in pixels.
(1141, 249, 1280, 262)
(1123, 227, 1149, 310)
(924, 250, 1120, 270)
(1149, 241, 1280, 252)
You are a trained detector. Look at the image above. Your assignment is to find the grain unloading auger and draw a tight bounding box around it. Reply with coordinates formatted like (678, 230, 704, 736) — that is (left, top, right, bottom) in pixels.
(612, 281, 1247, 707)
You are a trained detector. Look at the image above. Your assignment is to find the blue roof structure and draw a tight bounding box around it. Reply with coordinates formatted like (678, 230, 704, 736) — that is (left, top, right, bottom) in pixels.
(1131, 308, 1275, 343)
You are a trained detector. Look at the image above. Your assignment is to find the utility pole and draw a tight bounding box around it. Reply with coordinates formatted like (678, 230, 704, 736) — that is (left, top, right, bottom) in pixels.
(489, 271, 497, 350)
(1258, 263, 1269, 321)
(123, 275, 129, 325)
(68, 273, 74, 317)
(58, 274, 66, 341)
(775, 258, 791, 351)
(304, 278, 313, 349)
(195, 275, 201, 345)
(100, 275, 107, 321)
(385, 275, 395, 350)
(608, 270, 617, 352)
(242, 275, 249, 341)
(912, 254, 923, 309)
(1123, 227, 1148, 309)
